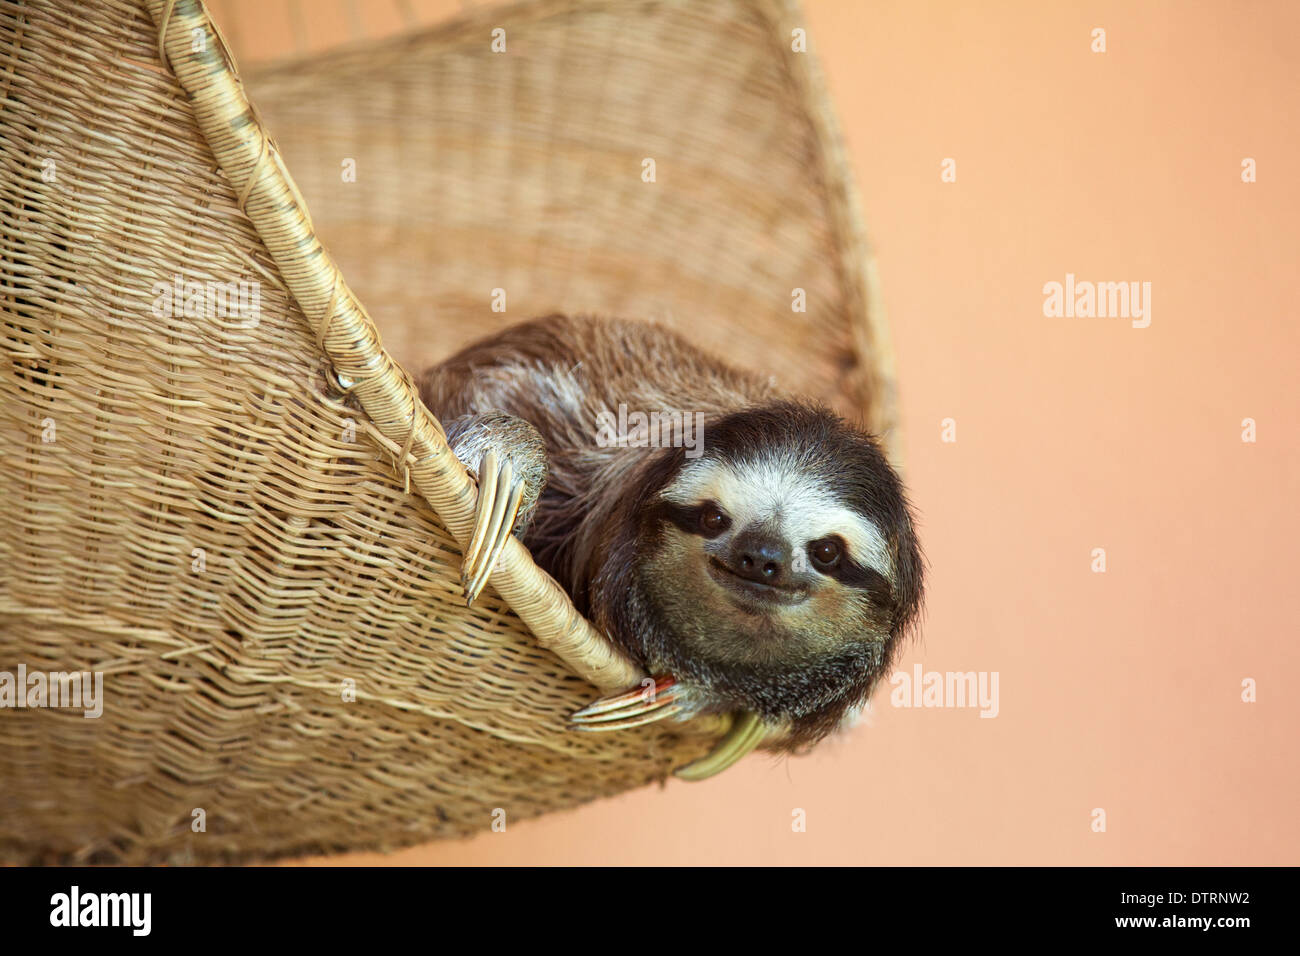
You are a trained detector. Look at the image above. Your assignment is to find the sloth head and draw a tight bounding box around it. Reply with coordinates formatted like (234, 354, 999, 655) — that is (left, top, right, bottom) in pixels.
(622, 401, 924, 747)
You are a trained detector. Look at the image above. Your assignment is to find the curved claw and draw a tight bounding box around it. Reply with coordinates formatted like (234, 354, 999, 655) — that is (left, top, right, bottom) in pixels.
(568, 681, 768, 780)
(672, 711, 767, 781)
(569, 676, 681, 731)
(462, 450, 525, 607)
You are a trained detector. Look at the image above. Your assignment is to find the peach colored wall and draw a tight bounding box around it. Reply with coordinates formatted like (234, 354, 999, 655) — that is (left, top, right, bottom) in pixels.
(223, 0, 1299, 865)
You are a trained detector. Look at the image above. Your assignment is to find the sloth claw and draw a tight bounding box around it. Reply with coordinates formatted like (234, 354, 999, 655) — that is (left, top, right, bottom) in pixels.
(673, 711, 767, 781)
(461, 449, 526, 607)
(443, 412, 546, 607)
(570, 678, 767, 780)
(569, 676, 681, 730)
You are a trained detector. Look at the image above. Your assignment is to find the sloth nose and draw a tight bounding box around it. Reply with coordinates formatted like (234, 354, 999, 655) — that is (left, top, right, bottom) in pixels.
(729, 530, 791, 586)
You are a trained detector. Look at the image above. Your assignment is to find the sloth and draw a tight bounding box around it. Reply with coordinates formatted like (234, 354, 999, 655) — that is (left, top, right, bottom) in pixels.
(418, 315, 923, 776)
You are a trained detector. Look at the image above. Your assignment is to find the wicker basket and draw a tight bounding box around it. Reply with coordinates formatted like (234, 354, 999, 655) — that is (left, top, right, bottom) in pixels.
(0, 0, 898, 863)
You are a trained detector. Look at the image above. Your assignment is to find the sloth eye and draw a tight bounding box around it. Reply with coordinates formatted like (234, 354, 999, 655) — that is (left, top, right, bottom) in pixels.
(808, 537, 842, 570)
(697, 502, 731, 537)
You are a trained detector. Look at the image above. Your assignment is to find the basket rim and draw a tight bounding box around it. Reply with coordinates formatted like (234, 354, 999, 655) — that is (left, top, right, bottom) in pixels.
(146, 0, 643, 692)
(771, 0, 902, 461)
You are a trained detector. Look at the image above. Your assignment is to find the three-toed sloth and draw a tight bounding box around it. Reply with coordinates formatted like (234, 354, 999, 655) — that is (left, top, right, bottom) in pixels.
(419, 315, 923, 772)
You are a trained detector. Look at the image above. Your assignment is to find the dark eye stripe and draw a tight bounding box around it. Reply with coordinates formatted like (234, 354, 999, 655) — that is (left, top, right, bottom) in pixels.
(655, 501, 702, 535)
(804, 535, 893, 604)
(834, 561, 894, 607)
(657, 500, 732, 536)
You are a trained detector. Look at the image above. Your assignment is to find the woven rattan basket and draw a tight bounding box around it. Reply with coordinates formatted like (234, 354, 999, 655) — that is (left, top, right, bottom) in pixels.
(0, 0, 899, 863)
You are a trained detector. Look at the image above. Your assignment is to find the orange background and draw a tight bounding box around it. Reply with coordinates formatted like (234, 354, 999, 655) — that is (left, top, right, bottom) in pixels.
(205, 0, 1299, 865)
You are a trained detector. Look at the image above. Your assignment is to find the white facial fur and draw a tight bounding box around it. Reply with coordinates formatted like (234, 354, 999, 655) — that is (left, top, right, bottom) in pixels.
(660, 453, 893, 578)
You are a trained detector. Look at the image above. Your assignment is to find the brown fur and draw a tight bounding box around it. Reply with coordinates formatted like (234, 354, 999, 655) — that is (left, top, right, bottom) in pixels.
(419, 314, 924, 749)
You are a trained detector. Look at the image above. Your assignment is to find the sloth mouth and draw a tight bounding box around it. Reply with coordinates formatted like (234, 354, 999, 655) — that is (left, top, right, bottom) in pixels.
(706, 557, 809, 610)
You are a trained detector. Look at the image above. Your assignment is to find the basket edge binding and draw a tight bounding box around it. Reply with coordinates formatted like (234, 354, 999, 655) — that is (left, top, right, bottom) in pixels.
(754, 0, 903, 467)
(143, 0, 644, 693)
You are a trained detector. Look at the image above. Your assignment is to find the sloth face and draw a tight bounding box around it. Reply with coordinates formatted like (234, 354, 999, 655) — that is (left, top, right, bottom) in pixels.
(643, 453, 897, 669)
(631, 403, 923, 724)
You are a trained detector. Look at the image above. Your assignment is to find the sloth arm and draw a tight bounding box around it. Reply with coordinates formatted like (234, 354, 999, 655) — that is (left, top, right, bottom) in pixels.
(417, 358, 550, 606)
